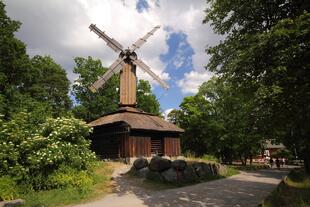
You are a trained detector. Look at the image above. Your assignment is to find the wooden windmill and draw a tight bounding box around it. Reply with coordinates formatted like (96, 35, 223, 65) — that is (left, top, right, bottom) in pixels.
(88, 24, 168, 107)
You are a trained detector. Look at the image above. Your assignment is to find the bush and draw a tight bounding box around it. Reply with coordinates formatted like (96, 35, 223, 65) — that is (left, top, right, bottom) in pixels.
(0, 112, 97, 191)
(48, 167, 93, 192)
(0, 176, 18, 201)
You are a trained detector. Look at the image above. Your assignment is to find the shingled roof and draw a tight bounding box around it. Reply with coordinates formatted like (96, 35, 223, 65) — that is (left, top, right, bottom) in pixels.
(88, 107, 184, 133)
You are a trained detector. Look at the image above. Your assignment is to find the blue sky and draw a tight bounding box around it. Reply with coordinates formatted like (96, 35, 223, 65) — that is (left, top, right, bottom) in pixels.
(4, 0, 218, 115)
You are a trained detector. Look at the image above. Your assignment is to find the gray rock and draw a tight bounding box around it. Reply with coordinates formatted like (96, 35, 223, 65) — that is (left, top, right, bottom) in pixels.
(161, 168, 182, 183)
(171, 159, 187, 171)
(192, 162, 212, 178)
(135, 167, 149, 178)
(146, 170, 164, 181)
(182, 165, 198, 183)
(133, 157, 148, 170)
(149, 156, 171, 172)
(211, 163, 226, 175)
(0, 199, 25, 207)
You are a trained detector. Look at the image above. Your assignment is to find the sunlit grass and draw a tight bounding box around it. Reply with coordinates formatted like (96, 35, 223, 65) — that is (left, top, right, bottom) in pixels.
(21, 161, 115, 207)
(261, 168, 310, 207)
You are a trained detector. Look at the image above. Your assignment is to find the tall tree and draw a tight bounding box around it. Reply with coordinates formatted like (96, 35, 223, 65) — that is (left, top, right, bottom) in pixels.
(137, 79, 160, 115)
(28, 55, 72, 116)
(204, 1, 310, 170)
(71, 56, 119, 122)
(0, 1, 31, 118)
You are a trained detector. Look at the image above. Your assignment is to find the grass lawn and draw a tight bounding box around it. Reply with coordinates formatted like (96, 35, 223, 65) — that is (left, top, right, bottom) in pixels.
(261, 168, 310, 207)
(20, 161, 115, 207)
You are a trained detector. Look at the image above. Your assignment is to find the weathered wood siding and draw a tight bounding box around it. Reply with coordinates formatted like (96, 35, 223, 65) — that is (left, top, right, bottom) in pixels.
(119, 64, 136, 106)
(164, 137, 181, 156)
(127, 136, 151, 157)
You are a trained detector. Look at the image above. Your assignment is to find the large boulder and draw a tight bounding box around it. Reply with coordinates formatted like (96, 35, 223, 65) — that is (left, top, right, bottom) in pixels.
(161, 168, 181, 183)
(182, 165, 198, 183)
(135, 167, 149, 178)
(149, 156, 171, 172)
(146, 170, 164, 182)
(192, 162, 212, 178)
(133, 157, 148, 170)
(211, 163, 226, 175)
(171, 159, 187, 171)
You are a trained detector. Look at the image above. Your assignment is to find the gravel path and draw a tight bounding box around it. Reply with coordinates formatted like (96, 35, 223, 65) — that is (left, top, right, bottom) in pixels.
(74, 168, 288, 207)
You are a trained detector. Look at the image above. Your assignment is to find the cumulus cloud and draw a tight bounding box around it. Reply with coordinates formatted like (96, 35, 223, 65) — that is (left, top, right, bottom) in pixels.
(162, 108, 174, 120)
(177, 71, 213, 94)
(3, 0, 221, 104)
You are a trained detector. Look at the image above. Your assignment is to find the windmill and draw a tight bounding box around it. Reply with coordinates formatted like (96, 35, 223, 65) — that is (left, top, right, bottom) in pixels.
(88, 24, 168, 107)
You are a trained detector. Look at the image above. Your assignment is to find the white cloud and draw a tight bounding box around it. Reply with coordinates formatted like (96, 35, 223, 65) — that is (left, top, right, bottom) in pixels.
(4, 0, 220, 89)
(162, 108, 174, 120)
(177, 71, 213, 94)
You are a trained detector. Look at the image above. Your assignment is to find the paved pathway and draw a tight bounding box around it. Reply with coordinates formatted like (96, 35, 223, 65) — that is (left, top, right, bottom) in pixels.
(74, 169, 288, 207)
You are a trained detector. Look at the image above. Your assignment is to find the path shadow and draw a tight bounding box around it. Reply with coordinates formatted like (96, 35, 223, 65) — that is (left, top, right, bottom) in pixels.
(113, 168, 288, 207)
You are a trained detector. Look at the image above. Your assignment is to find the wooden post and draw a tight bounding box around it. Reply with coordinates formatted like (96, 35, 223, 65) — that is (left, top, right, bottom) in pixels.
(119, 63, 137, 106)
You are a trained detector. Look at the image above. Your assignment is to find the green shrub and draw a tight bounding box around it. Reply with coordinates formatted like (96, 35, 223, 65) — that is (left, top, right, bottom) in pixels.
(0, 112, 97, 191)
(47, 167, 93, 192)
(0, 176, 18, 201)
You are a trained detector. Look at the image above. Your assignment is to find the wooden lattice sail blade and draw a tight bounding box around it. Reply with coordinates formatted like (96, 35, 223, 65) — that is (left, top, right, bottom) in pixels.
(89, 57, 125, 92)
(130, 25, 160, 52)
(89, 24, 124, 53)
(133, 59, 169, 90)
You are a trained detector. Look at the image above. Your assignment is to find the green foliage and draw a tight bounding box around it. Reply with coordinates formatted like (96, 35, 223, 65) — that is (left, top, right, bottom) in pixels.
(137, 80, 160, 115)
(261, 169, 310, 207)
(72, 57, 161, 121)
(0, 112, 96, 190)
(0, 2, 71, 119)
(204, 1, 310, 169)
(0, 176, 18, 201)
(28, 55, 72, 117)
(47, 167, 93, 191)
(71, 56, 120, 122)
(176, 77, 262, 164)
(20, 161, 114, 207)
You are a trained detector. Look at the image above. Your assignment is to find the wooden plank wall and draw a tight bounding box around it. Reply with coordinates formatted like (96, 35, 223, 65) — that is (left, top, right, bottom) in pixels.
(127, 136, 151, 157)
(164, 137, 181, 156)
(119, 63, 136, 106)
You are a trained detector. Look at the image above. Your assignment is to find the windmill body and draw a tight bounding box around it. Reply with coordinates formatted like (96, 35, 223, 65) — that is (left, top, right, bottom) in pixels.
(88, 24, 168, 107)
(88, 24, 183, 160)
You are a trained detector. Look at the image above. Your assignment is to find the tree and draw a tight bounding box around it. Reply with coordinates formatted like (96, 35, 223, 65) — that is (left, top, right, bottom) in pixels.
(28, 55, 72, 116)
(137, 79, 160, 115)
(0, 1, 31, 118)
(71, 56, 119, 122)
(204, 1, 310, 170)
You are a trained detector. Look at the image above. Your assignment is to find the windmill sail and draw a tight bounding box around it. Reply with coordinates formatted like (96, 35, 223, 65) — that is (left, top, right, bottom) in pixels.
(89, 57, 125, 92)
(133, 59, 169, 90)
(130, 26, 160, 52)
(89, 24, 123, 53)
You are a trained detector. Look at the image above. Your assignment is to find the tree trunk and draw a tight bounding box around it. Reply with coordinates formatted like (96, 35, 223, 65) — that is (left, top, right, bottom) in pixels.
(304, 145, 310, 174)
(250, 154, 253, 165)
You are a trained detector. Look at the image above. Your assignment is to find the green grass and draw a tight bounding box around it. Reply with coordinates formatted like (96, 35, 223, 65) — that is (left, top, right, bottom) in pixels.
(261, 168, 310, 207)
(231, 163, 270, 171)
(20, 161, 114, 207)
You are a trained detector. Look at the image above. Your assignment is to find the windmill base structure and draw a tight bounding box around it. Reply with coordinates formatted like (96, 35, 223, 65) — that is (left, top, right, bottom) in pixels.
(88, 107, 183, 160)
(86, 24, 184, 160)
